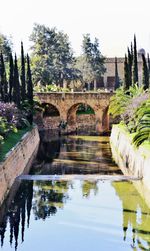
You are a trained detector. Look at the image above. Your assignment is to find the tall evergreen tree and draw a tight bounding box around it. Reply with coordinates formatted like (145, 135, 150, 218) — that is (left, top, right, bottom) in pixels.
(130, 42, 133, 63)
(142, 53, 149, 90)
(21, 41, 26, 102)
(13, 54, 20, 107)
(9, 53, 14, 102)
(133, 35, 138, 84)
(147, 53, 150, 74)
(26, 54, 33, 124)
(114, 57, 120, 90)
(124, 54, 130, 90)
(0, 52, 8, 102)
(127, 47, 133, 86)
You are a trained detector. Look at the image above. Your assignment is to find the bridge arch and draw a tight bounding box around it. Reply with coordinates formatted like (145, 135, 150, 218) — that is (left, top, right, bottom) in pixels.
(41, 103, 61, 129)
(67, 102, 96, 132)
(34, 92, 113, 133)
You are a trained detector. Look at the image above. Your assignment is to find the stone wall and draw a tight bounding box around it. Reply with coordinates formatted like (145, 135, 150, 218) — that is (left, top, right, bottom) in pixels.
(0, 127, 40, 206)
(110, 125, 150, 206)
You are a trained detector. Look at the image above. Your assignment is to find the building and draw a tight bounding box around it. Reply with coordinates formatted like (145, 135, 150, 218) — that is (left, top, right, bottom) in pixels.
(85, 48, 146, 90)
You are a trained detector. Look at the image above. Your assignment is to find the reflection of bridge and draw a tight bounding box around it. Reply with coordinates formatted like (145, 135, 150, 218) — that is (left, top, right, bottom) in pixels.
(35, 92, 113, 133)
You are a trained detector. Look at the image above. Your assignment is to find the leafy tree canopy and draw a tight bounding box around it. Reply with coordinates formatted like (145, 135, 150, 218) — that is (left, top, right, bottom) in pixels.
(0, 33, 12, 61)
(75, 34, 106, 84)
(30, 24, 75, 85)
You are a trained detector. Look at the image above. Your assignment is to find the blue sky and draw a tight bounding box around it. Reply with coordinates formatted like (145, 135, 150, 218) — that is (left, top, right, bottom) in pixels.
(0, 0, 150, 57)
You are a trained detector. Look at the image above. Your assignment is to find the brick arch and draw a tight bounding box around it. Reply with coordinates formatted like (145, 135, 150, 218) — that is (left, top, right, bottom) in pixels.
(67, 102, 96, 126)
(42, 103, 60, 117)
(41, 102, 61, 116)
(40, 102, 61, 130)
(35, 92, 113, 133)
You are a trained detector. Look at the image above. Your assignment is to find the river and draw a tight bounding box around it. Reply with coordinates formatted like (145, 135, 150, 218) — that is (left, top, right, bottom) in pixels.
(0, 134, 150, 251)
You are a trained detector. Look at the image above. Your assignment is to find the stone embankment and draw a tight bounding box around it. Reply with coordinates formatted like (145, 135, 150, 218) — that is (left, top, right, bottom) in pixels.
(110, 125, 150, 205)
(0, 127, 40, 206)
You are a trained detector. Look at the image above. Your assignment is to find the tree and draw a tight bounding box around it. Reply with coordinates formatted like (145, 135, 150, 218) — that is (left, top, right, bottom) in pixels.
(142, 53, 149, 90)
(133, 35, 138, 84)
(147, 53, 150, 74)
(76, 34, 105, 89)
(114, 57, 120, 90)
(0, 52, 8, 102)
(0, 33, 12, 61)
(127, 47, 133, 87)
(30, 24, 74, 85)
(21, 41, 26, 102)
(13, 54, 20, 107)
(124, 54, 130, 90)
(9, 53, 14, 102)
(26, 54, 33, 124)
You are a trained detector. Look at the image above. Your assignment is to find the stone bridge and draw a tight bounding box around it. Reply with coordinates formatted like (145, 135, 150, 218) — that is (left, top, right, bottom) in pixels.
(34, 92, 113, 133)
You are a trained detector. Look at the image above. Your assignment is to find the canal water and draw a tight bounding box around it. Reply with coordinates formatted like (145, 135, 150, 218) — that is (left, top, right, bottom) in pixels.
(0, 135, 150, 251)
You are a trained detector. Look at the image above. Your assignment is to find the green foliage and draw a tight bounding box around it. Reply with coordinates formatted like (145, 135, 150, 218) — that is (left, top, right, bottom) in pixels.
(34, 83, 69, 92)
(76, 34, 105, 86)
(114, 57, 120, 90)
(8, 53, 14, 102)
(21, 41, 26, 101)
(0, 127, 30, 161)
(132, 99, 150, 147)
(123, 54, 130, 90)
(0, 33, 12, 61)
(109, 87, 130, 118)
(142, 53, 149, 90)
(133, 35, 138, 84)
(13, 54, 20, 107)
(30, 24, 74, 85)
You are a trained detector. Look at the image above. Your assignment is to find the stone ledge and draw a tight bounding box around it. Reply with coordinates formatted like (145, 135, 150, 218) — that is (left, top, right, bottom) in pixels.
(0, 127, 40, 206)
(110, 125, 150, 206)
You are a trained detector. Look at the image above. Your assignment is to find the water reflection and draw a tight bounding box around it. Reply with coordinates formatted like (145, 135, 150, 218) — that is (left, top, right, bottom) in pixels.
(1, 180, 150, 251)
(0, 180, 71, 250)
(32, 180, 70, 220)
(0, 181, 33, 250)
(31, 135, 121, 175)
(112, 181, 150, 250)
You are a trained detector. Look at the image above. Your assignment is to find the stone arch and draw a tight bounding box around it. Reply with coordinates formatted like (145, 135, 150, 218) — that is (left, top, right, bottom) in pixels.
(67, 102, 96, 132)
(41, 103, 61, 130)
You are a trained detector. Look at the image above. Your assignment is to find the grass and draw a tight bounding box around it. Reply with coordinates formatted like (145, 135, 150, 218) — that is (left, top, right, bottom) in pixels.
(0, 127, 31, 162)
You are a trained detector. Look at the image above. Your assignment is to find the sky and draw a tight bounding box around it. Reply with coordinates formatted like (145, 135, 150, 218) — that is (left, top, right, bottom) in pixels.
(0, 0, 150, 57)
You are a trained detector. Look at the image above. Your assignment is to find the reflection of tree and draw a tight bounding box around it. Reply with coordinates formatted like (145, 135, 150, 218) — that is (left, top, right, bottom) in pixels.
(0, 180, 71, 250)
(82, 180, 98, 198)
(32, 180, 70, 220)
(112, 181, 150, 250)
(0, 181, 33, 250)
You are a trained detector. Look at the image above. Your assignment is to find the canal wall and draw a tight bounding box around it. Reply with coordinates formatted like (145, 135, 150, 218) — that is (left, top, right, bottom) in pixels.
(0, 127, 40, 206)
(110, 124, 150, 205)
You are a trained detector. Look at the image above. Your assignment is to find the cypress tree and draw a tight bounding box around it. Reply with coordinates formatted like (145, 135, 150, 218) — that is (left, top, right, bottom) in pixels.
(142, 53, 149, 90)
(9, 53, 14, 102)
(26, 54, 33, 124)
(0, 52, 8, 102)
(21, 41, 26, 102)
(127, 47, 132, 86)
(131, 42, 133, 63)
(13, 54, 20, 107)
(147, 53, 150, 74)
(124, 54, 130, 90)
(114, 57, 120, 90)
(133, 34, 138, 84)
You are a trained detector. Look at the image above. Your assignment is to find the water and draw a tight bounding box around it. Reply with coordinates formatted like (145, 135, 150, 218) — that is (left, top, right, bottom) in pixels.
(0, 135, 150, 251)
